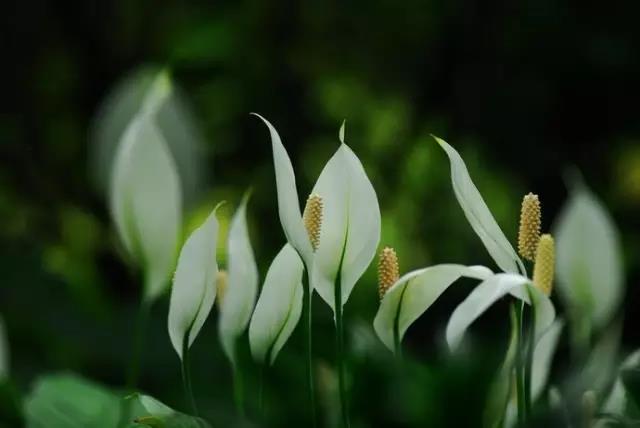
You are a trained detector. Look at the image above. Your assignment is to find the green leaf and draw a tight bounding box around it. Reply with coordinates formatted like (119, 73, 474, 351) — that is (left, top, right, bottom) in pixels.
(554, 184, 624, 330)
(249, 244, 304, 365)
(373, 264, 493, 352)
(434, 136, 524, 274)
(219, 193, 259, 366)
(168, 206, 221, 360)
(24, 373, 137, 428)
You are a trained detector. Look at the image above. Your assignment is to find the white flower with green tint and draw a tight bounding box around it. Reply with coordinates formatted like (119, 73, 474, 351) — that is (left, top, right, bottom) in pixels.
(554, 182, 624, 338)
(374, 137, 555, 353)
(218, 194, 259, 367)
(253, 114, 381, 312)
(110, 73, 182, 301)
(249, 244, 304, 365)
(168, 205, 221, 359)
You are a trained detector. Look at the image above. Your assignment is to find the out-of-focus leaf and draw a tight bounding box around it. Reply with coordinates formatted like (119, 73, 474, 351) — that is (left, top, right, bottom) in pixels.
(249, 244, 304, 365)
(110, 113, 182, 301)
(554, 184, 624, 330)
(531, 319, 564, 401)
(168, 206, 220, 360)
(219, 193, 259, 367)
(373, 264, 493, 352)
(24, 373, 140, 428)
(435, 136, 524, 275)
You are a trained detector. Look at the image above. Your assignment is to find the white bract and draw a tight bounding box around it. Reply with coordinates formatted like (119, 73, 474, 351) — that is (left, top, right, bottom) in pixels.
(373, 138, 556, 353)
(554, 184, 624, 330)
(219, 194, 259, 367)
(110, 74, 181, 301)
(435, 137, 555, 349)
(249, 244, 304, 365)
(435, 136, 525, 275)
(373, 264, 494, 352)
(254, 114, 381, 313)
(168, 206, 221, 359)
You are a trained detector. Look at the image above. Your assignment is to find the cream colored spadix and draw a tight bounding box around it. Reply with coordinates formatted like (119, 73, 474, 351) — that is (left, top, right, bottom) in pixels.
(110, 113, 182, 301)
(435, 136, 524, 275)
(219, 194, 259, 367)
(373, 264, 493, 352)
(168, 205, 221, 359)
(255, 115, 381, 313)
(249, 244, 304, 365)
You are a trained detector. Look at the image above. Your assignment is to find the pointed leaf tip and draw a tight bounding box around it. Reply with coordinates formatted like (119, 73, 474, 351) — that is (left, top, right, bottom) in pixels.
(339, 120, 346, 143)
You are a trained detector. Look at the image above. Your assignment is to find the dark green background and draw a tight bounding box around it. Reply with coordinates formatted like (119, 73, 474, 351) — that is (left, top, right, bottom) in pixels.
(1, 1, 639, 426)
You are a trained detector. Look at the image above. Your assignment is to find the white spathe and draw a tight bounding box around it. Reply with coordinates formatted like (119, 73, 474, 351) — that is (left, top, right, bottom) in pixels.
(554, 186, 624, 329)
(373, 264, 493, 352)
(168, 206, 220, 360)
(435, 136, 524, 275)
(219, 194, 259, 367)
(446, 273, 555, 351)
(255, 115, 381, 313)
(249, 244, 304, 365)
(110, 113, 182, 301)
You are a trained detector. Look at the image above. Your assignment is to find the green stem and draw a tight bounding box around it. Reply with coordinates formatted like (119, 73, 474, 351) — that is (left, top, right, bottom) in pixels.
(118, 298, 151, 428)
(233, 365, 245, 417)
(303, 268, 318, 428)
(524, 304, 536, 419)
(515, 302, 526, 427)
(126, 299, 151, 389)
(181, 336, 198, 416)
(335, 273, 350, 428)
(258, 364, 265, 421)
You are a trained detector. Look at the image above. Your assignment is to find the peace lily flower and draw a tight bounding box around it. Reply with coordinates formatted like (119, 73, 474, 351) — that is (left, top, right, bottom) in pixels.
(553, 181, 624, 349)
(218, 194, 259, 368)
(110, 72, 182, 301)
(253, 114, 381, 312)
(249, 243, 304, 365)
(374, 137, 555, 354)
(168, 204, 222, 360)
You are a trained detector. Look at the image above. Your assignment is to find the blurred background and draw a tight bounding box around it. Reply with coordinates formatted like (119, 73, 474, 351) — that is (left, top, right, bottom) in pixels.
(1, 1, 639, 426)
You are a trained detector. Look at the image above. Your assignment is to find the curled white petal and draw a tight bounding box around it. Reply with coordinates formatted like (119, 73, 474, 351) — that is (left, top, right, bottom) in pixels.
(219, 194, 259, 366)
(249, 244, 304, 365)
(252, 114, 314, 268)
(373, 264, 493, 352)
(168, 206, 220, 359)
(435, 136, 523, 275)
(446, 273, 555, 350)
